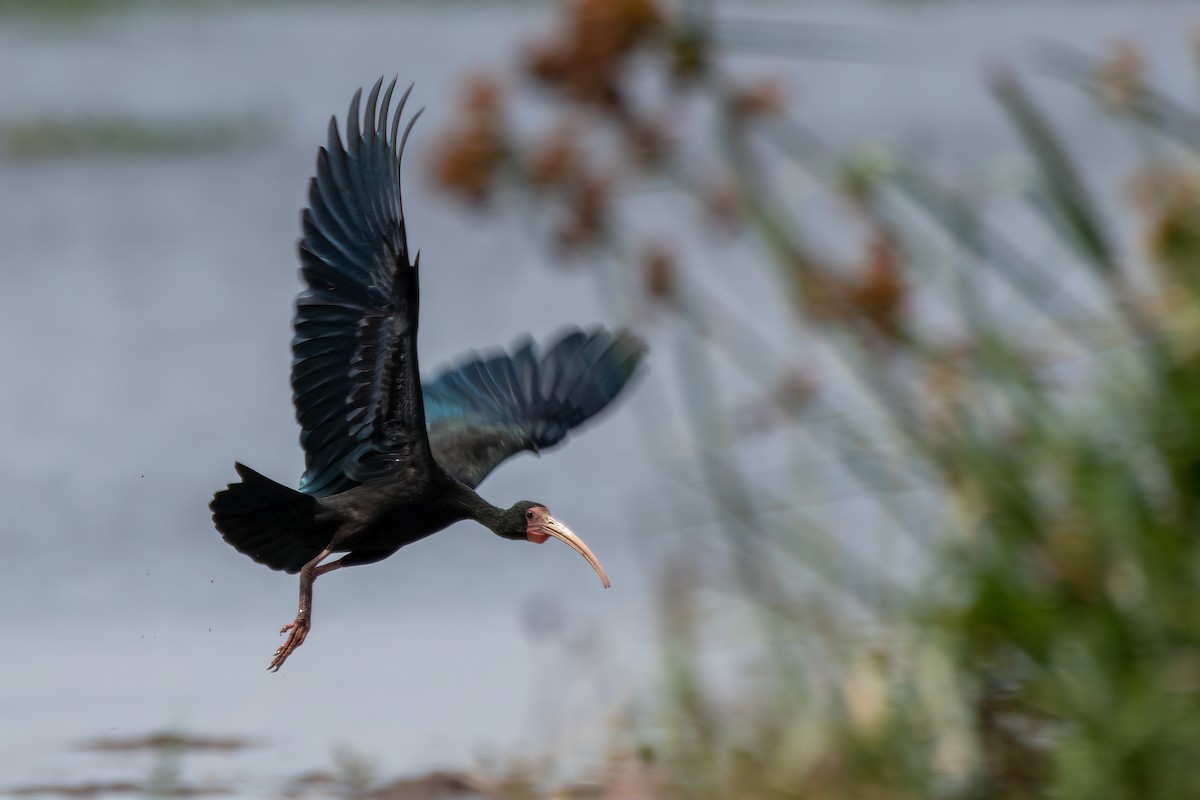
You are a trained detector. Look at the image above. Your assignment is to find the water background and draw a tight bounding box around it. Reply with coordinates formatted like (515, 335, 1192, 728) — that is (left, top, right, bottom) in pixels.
(0, 2, 1195, 793)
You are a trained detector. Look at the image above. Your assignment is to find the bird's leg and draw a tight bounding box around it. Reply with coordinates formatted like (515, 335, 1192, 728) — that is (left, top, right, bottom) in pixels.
(268, 549, 344, 672)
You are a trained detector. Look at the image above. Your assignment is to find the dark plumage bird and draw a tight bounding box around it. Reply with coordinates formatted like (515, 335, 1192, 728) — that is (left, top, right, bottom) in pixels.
(210, 79, 644, 671)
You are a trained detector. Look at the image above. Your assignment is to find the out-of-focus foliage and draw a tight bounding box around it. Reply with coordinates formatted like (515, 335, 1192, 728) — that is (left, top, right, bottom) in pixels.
(433, 1, 1200, 797)
(0, 113, 273, 159)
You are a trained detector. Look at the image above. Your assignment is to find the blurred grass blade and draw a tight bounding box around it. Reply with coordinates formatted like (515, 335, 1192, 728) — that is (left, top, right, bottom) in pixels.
(991, 68, 1116, 275)
(761, 117, 1099, 346)
(1038, 42, 1200, 153)
(890, 164, 1097, 343)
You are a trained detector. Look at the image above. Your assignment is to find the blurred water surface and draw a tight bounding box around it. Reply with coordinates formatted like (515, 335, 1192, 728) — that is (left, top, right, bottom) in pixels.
(0, 1, 1195, 794)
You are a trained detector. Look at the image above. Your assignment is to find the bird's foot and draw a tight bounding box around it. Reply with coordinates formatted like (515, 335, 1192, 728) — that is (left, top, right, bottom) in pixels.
(268, 616, 310, 672)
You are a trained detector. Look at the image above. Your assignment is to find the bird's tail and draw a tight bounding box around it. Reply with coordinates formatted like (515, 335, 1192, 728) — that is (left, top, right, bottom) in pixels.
(210, 463, 330, 574)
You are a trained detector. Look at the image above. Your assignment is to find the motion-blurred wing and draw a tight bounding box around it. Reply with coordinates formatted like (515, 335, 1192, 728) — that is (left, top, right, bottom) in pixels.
(424, 328, 645, 488)
(292, 78, 429, 498)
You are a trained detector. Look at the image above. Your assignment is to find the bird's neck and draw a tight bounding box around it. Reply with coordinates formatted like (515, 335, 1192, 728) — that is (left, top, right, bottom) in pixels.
(452, 486, 506, 533)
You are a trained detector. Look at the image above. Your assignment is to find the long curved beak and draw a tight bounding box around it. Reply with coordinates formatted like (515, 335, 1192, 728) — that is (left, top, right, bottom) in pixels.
(537, 517, 611, 589)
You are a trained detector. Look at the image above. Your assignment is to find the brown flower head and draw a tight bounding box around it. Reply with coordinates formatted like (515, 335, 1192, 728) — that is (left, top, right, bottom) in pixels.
(522, 0, 663, 111)
(528, 121, 585, 191)
(1094, 39, 1145, 113)
(555, 171, 611, 254)
(642, 239, 677, 301)
(847, 231, 906, 342)
(1129, 164, 1200, 292)
(432, 76, 509, 205)
(729, 77, 787, 120)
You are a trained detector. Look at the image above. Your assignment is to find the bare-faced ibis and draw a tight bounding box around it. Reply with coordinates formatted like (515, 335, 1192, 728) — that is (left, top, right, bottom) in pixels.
(210, 79, 644, 671)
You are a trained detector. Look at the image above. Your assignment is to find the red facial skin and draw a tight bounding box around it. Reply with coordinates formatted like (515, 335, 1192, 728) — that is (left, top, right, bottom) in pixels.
(521, 504, 610, 588)
(526, 505, 551, 543)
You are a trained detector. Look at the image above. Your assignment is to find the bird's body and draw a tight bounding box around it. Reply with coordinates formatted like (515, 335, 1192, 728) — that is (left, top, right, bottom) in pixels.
(317, 471, 457, 554)
(210, 79, 643, 671)
(323, 469, 458, 554)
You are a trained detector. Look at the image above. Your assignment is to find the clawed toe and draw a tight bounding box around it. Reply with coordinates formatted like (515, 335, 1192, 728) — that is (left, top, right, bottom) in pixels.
(268, 617, 311, 672)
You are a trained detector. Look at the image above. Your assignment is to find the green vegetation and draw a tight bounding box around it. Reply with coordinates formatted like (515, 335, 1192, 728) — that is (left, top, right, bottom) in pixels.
(430, 1, 1200, 796)
(0, 113, 273, 159)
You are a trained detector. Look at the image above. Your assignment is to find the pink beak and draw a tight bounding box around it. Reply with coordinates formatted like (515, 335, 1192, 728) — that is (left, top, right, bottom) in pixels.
(528, 515, 611, 589)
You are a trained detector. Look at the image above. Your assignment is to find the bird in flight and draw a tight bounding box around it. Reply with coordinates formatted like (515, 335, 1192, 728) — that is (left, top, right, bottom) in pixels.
(211, 78, 644, 671)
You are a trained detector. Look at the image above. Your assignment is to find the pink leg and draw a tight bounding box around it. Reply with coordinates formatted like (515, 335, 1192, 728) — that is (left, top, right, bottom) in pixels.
(268, 550, 345, 672)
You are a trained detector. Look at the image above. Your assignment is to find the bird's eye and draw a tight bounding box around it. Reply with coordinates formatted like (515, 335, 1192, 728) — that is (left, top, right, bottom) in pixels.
(525, 509, 535, 521)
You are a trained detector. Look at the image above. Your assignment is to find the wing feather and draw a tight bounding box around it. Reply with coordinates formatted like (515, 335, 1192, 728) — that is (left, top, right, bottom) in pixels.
(292, 78, 431, 497)
(424, 328, 645, 488)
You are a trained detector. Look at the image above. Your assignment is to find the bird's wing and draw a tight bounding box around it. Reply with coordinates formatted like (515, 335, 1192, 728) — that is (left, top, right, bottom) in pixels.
(423, 328, 646, 488)
(292, 78, 431, 497)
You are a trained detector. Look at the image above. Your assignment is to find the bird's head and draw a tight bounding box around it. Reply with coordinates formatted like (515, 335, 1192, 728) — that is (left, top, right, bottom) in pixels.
(499, 501, 611, 589)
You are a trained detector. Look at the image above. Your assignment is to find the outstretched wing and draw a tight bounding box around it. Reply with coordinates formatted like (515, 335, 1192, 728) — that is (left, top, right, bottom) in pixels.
(423, 328, 646, 488)
(292, 78, 430, 498)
